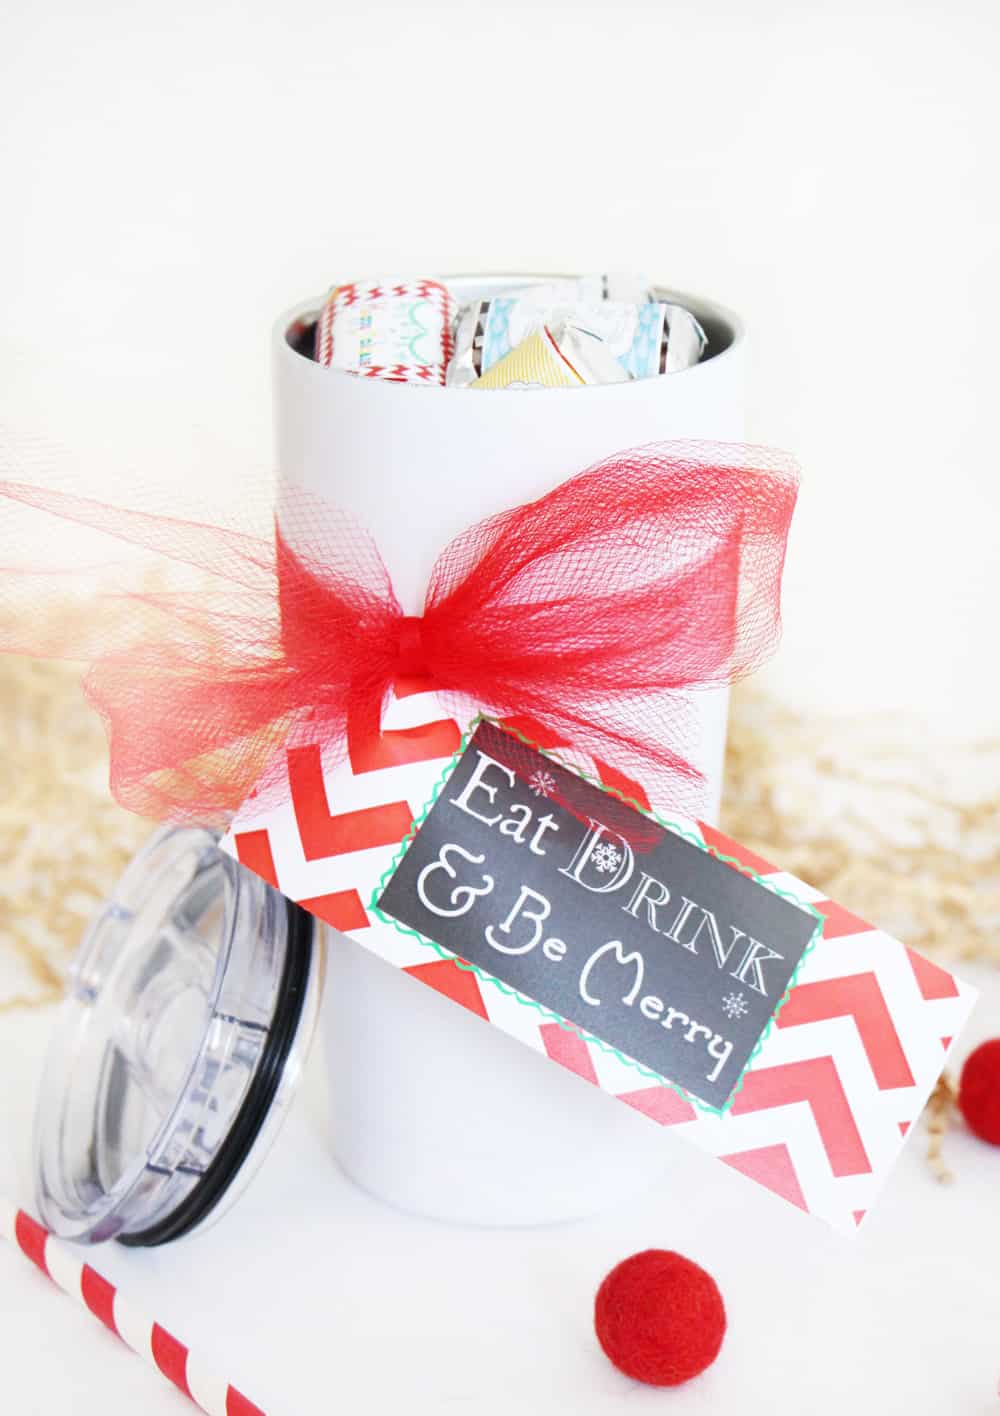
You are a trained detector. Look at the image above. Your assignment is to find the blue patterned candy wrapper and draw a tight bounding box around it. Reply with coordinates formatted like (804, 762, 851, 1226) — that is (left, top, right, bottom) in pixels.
(452, 298, 705, 386)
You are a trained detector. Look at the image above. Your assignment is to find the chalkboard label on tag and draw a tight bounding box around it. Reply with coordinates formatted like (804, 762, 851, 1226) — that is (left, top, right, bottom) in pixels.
(376, 721, 818, 1110)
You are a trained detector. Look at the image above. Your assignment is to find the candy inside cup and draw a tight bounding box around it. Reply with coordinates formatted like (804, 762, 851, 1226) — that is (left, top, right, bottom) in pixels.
(283, 275, 739, 376)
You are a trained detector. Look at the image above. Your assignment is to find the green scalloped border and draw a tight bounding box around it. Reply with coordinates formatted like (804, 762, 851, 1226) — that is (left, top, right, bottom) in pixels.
(370, 715, 822, 1117)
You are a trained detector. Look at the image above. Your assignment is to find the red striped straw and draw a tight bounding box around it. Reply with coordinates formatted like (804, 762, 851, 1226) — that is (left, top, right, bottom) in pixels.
(1, 1200, 267, 1415)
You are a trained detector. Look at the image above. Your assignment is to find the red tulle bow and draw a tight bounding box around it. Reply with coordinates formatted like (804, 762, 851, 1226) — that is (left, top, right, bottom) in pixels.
(0, 441, 798, 824)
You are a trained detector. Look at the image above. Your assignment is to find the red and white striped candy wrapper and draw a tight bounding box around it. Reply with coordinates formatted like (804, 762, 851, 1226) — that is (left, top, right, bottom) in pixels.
(1, 1201, 266, 1416)
(315, 277, 455, 384)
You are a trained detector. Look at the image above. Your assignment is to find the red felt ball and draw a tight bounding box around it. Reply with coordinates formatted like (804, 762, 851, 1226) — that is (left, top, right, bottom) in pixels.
(594, 1249, 726, 1387)
(959, 1039, 1000, 1145)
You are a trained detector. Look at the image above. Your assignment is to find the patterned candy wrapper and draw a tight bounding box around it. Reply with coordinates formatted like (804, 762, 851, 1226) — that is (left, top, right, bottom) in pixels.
(449, 297, 706, 386)
(471, 323, 629, 389)
(315, 277, 455, 385)
(552, 323, 632, 385)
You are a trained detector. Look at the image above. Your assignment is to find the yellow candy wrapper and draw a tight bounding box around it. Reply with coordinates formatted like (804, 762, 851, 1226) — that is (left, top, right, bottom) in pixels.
(471, 324, 628, 390)
(472, 327, 580, 389)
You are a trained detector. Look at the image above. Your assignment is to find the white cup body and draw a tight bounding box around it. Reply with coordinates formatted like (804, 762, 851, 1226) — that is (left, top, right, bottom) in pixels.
(274, 276, 745, 1224)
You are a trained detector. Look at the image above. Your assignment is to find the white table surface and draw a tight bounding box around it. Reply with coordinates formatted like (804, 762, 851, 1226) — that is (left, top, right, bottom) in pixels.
(1, 958, 997, 1416)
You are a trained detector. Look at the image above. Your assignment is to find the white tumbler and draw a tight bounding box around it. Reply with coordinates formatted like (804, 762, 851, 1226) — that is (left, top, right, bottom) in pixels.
(273, 276, 745, 1224)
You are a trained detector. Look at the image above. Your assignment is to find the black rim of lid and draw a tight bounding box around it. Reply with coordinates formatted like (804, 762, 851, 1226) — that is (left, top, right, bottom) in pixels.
(119, 898, 315, 1248)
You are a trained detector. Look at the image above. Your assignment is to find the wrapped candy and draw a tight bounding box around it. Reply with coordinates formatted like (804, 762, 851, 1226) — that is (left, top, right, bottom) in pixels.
(449, 296, 705, 387)
(311, 272, 702, 389)
(315, 277, 455, 384)
(471, 322, 630, 389)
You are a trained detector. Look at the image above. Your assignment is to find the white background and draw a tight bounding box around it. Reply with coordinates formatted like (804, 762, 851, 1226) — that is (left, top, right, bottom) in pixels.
(2, 2, 999, 1413)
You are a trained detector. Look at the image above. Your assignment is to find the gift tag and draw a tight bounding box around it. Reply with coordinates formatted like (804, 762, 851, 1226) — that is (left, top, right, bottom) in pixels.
(224, 687, 978, 1235)
(375, 719, 818, 1111)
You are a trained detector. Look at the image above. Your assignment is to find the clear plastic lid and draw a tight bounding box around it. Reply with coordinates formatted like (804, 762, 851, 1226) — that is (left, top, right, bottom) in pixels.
(34, 826, 321, 1246)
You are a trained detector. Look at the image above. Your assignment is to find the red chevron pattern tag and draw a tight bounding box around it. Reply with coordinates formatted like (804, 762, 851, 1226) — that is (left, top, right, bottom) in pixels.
(222, 688, 976, 1235)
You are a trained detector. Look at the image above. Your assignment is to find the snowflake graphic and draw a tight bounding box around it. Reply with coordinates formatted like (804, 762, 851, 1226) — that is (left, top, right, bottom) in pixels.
(721, 991, 749, 1021)
(528, 769, 556, 799)
(592, 841, 623, 874)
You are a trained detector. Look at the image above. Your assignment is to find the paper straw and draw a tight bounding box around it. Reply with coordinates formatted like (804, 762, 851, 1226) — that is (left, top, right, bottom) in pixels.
(0, 1200, 267, 1416)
